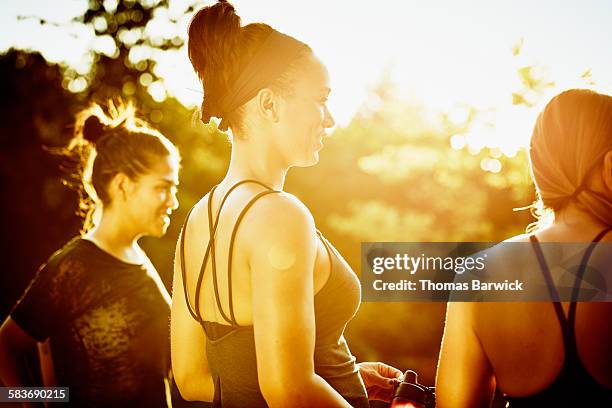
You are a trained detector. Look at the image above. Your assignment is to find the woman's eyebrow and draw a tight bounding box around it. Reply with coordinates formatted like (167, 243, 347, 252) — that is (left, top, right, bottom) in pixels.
(158, 178, 179, 186)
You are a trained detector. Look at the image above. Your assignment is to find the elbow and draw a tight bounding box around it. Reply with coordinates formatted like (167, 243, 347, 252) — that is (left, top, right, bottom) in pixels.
(174, 371, 214, 402)
(259, 374, 317, 408)
(174, 374, 196, 401)
(261, 389, 301, 408)
(178, 390, 202, 403)
(171, 341, 214, 401)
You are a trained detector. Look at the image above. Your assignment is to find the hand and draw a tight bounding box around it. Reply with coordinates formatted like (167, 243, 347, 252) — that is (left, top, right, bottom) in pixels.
(357, 361, 403, 402)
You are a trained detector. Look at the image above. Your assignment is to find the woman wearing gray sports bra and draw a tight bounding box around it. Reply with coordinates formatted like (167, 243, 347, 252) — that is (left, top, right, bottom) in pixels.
(436, 89, 612, 407)
(170, 2, 402, 407)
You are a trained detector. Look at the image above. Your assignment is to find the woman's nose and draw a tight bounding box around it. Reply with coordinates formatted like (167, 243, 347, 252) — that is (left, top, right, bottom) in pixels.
(323, 105, 335, 129)
(169, 190, 179, 210)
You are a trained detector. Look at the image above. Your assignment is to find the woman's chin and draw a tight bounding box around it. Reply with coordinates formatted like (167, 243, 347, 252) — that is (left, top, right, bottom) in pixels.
(304, 153, 320, 167)
(290, 153, 318, 168)
(148, 220, 170, 238)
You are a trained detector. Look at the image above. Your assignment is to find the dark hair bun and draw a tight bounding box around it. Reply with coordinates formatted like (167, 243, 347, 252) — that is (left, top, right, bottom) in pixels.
(188, 1, 241, 76)
(188, 1, 242, 122)
(82, 115, 107, 145)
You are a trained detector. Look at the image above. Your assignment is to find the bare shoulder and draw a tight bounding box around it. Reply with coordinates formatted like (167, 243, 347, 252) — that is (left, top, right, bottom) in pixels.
(243, 191, 316, 235)
(241, 192, 318, 275)
(182, 192, 212, 235)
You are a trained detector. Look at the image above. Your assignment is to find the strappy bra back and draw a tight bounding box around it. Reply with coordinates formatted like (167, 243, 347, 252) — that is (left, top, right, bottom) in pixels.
(506, 227, 612, 406)
(179, 179, 339, 337)
(180, 179, 280, 329)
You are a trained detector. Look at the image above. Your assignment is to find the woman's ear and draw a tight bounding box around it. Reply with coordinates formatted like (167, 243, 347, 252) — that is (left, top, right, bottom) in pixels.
(108, 172, 133, 203)
(256, 87, 279, 123)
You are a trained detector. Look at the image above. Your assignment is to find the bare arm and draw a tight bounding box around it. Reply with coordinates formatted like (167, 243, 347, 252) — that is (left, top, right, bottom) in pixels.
(170, 230, 215, 401)
(0, 317, 39, 388)
(249, 194, 352, 408)
(436, 302, 496, 408)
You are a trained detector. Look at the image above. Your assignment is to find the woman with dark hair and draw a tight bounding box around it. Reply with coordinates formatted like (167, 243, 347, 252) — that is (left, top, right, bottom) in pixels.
(436, 89, 612, 407)
(171, 1, 401, 407)
(0, 102, 180, 407)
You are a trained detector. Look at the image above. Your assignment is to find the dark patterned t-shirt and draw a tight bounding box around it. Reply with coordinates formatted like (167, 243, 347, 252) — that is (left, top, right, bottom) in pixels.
(11, 237, 172, 407)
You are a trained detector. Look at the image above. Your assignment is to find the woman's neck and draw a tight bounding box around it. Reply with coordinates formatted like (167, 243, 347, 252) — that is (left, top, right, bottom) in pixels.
(83, 208, 144, 264)
(554, 202, 608, 230)
(539, 202, 610, 242)
(226, 140, 288, 190)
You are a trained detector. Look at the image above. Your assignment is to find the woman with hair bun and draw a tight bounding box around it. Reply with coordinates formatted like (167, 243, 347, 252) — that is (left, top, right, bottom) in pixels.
(171, 1, 401, 407)
(0, 101, 180, 407)
(436, 89, 612, 407)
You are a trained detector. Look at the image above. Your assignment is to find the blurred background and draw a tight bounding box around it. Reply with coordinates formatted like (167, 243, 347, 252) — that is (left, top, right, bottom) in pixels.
(1, 0, 611, 391)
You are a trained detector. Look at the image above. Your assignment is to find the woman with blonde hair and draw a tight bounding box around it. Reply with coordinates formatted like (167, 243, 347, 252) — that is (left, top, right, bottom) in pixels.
(171, 1, 402, 407)
(436, 89, 612, 407)
(0, 102, 180, 407)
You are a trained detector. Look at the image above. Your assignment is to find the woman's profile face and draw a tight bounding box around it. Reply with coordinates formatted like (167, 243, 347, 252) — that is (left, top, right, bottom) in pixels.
(275, 53, 335, 167)
(124, 155, 180, 238)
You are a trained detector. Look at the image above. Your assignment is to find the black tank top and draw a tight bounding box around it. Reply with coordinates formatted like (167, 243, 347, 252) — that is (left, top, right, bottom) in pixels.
(506, 227, 612, 407)
(179, 180, 369, 408)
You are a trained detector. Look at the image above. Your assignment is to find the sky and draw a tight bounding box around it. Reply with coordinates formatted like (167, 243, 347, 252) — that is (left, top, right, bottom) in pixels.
(2, 0, 612, 153)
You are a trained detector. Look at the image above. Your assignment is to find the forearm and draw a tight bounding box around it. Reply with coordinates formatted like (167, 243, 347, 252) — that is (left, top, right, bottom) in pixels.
(264, 374, 352, 408)
(306, 374, 354, 408)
